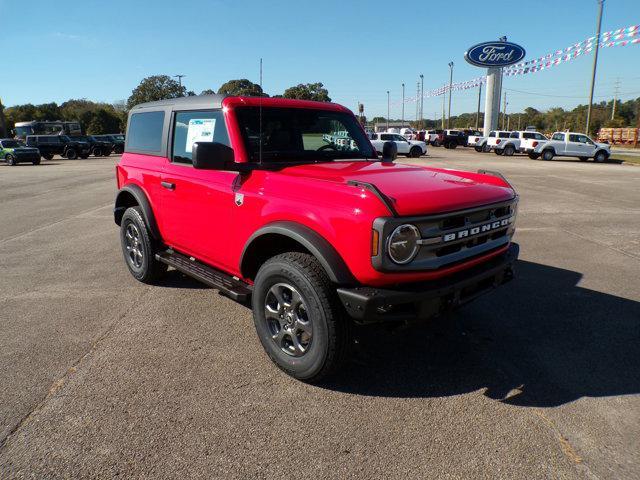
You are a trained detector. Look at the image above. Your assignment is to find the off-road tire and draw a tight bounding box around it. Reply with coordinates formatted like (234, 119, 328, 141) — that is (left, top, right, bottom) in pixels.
(6, 154, 16, 166)
(474, 145, 483, 152)
(504, 145, 515, 156)
(528, 153, 540, 160)
(80, 153, 90, 159)
(494, 149, 503, 155)
(252, 252, 351, 383)
(542, 149, 554, 161)
(92, 147, 102, 157)
(409, 146, 421, 158)
(482, 144, 491, 153)
(32, 157, 41, 165)
(120, 206, 167, 284)
(65, 148, 78, 160)
(43, 153, 54, 161)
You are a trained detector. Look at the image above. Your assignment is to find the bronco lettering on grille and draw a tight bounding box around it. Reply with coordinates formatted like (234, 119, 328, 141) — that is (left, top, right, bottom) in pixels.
(443, 217, 513, 242)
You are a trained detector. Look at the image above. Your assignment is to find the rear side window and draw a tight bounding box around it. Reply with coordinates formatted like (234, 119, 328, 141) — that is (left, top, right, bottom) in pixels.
(568, 134, 580, 142)
(171, 110, 229, 164)
(510, 132, 519, 138)
(127, 111, 165, 153)
(498, 132, 510, 138)
(552, 133, 565, 141)
(488, 131, 496, 137)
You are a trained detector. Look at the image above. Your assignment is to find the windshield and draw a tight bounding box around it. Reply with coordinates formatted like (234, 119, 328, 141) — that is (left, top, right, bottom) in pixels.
(235, 107, 376, 163)
(2, 140, 22, 148)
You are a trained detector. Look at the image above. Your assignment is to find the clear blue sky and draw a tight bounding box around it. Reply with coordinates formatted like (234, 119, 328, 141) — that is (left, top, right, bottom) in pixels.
(3, 0, 639, 119)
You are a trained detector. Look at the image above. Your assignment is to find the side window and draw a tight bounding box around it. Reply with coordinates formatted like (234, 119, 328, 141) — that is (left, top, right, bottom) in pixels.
(380, 134, 393, 141)
(568, 134, 580, 142)
(371, 134, 378, 140)
(489, 131, 496, 138)
(523, 132, 534, 139)
(510, 132, 519, 138)
(127, 111, 165, 153)
(172, 110, 229, 164)
(552, 133, 565, 141)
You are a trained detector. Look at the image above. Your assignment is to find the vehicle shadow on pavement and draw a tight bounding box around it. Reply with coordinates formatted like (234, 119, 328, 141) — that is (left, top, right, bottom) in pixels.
(156, 270, 211, 290)
(326, 260, 640, 407)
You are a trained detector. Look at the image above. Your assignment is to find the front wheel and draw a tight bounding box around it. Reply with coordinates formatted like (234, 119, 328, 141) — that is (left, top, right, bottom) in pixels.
(92, 147, 102, 157)
(503, 145, 515, 156)
(494, 149, 503, 155)
(594, 151, 608, 163)
(409, 146, 421, 158)
(32, 157, 41, 165)
(6, 154, 16, 166)
(120, 206, 167, 284)
(474, 145, 483, 152)
(252, 252, 351, 383)
(43, 153, 54, 161)
(65, 148, 78, 160)
(528, 153, 540, 160)
(482, 144, 491, 153)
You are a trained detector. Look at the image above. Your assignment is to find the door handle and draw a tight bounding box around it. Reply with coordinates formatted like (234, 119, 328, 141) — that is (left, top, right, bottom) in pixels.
(161, 181, 175, 190)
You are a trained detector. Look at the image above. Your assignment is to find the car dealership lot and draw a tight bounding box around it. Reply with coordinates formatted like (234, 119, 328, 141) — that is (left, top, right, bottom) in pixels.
(0, 150, 639, 479)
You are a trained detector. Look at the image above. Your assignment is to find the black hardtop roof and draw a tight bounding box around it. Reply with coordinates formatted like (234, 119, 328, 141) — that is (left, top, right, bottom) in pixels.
(131, 94, 227, 111)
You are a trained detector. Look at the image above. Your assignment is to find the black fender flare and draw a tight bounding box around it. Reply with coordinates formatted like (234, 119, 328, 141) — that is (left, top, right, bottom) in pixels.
(114, 184, 161, 240)
(240, 221, 356, 285)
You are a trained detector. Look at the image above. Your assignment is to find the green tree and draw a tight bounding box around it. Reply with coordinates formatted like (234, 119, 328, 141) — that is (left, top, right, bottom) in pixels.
(87, 108, 122, 134)
(127, 75, 187, 109)
(200, 89, 216, 95)
(217, 79, 266, 97)
(282, 82, 331, 102)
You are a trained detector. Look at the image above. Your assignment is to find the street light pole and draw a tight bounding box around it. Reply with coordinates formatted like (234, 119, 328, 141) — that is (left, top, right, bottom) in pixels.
(475, 83, 482, 130)
(586, 0, 604, 135)
(419, 74, 424, 130)
(386, 90, 390, 130)
(401, 83, 405, 126)
(447, 62, 454, 129)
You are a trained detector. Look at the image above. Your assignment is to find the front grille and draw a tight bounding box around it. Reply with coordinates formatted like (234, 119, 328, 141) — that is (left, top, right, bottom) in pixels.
(373, 198, 518, 272)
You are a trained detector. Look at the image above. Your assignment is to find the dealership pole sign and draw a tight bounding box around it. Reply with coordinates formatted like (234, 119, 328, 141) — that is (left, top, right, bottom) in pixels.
(464, 41, 526, 68)
(464, 39, 526, 134)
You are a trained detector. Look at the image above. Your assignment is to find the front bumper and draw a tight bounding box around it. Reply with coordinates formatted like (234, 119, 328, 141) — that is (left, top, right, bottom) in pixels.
(337, 243, 519, 323)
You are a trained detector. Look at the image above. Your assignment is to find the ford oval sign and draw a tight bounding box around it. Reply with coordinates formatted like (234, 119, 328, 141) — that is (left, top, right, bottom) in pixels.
(464, 41, 526, 68)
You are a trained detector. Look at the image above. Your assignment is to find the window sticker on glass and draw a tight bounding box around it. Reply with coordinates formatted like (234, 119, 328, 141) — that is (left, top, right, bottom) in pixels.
(186, 118, 216, 152)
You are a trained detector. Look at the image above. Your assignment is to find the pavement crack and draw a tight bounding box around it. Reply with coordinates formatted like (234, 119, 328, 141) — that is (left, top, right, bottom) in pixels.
(0, 287, 151, 452)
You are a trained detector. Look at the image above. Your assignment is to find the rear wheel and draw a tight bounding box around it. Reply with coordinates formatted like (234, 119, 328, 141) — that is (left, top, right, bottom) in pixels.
(594, 151, 608, 163)
(120, 206, 167, 284)
(252, 252, 351, 383)
(494, 149, 503, 155)
(542, 149, 554, 161)
(528, 153, 540, 160)
(503, 145, 515, 156)
(65, 148, 78, 160)
(92, 147, 102, 157)
(6, 154, 16, 166)
(482, 144, 490, 153)
(449, 142, 457, 149)
(474, 145, 483, 152)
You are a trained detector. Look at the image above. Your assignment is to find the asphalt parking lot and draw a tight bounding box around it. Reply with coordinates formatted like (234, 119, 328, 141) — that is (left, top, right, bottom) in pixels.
(1, 149, 639, 479)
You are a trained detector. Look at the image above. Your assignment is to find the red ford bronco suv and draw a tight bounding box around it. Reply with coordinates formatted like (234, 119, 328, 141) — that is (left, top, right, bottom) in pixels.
(115, 95, 519, 382)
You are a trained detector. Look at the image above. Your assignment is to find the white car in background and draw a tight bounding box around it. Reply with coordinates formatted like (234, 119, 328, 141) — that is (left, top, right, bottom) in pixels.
(369, 132, 427, 157)
(531, 132, 610, 162)
(493, 130, 548, 156)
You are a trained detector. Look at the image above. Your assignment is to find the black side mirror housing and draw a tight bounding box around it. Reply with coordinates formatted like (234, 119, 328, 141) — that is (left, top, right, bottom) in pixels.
(382, 141, 397, 163)
(192, 142, 235, 170)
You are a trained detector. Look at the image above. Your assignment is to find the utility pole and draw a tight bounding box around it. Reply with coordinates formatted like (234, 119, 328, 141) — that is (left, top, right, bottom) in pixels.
(416, 81, 420, 124)
(174, 74, 186, 90)
(502, 91, 507, 129)
(612, 77, 620, 120)
(586, 0, 604, 135)
(475, 83, 482, 130)
(447, 62, 454, 128)
(386, 90, 390, 130)
(441, 93, 445, 129)
(401, 83, 405, 126)
(420, 74, 424, 130)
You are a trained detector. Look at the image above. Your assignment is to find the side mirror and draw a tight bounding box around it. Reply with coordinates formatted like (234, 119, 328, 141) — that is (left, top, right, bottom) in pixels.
(382, 141, 397, 162)
(192, 142, 234, 170)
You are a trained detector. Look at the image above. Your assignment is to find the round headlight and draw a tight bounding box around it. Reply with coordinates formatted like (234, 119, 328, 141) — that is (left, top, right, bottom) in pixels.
(387, 224, 421, 264)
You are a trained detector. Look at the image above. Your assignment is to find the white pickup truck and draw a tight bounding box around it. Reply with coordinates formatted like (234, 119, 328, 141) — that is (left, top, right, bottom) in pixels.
(532, 132, 610, 162)
(467, 133, 488, 152)
(492, 130, 548, 156)
(486, 131, 513, 155)
(369, 132, 427, 157)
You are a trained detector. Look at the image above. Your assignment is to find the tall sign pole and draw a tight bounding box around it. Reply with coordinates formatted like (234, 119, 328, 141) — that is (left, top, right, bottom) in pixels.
(419, 74, 424, 130)
(386, 90, 390, 130)
(586, 0, 605, 135)
(475, 83, 482, 130)
(401, 83, 405, 126)
(447, 62, 454, 129)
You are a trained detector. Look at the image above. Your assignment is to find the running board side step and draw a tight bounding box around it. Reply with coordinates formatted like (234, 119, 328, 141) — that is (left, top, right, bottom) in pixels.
(155, 249, 252, 303)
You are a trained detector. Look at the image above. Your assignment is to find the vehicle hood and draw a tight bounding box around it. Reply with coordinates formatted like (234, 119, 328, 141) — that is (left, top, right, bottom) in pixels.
(12, 147, 39, 153)
(408, 140, 427, 147)
(596, 142, 611, 149)
(277, 161, 515, 216)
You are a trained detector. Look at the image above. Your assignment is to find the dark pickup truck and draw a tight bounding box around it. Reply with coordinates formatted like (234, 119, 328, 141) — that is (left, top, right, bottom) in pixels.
(95, 134, 125, 154)
(72, 135, 114, 156)
(26, 135, 91, 160)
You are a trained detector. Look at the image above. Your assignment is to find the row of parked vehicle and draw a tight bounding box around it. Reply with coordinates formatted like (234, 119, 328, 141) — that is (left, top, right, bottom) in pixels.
(468, 129, 611, 162)
(1, 134, 125, 166)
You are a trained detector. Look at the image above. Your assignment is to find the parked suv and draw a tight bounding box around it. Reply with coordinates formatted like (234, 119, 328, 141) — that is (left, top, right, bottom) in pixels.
(1, 138, 41, 165)
(72, 135, 114, 156)
(96, 134, 125, 154)
(26, 135, 90, 160)
(115, 95, 519, 382)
